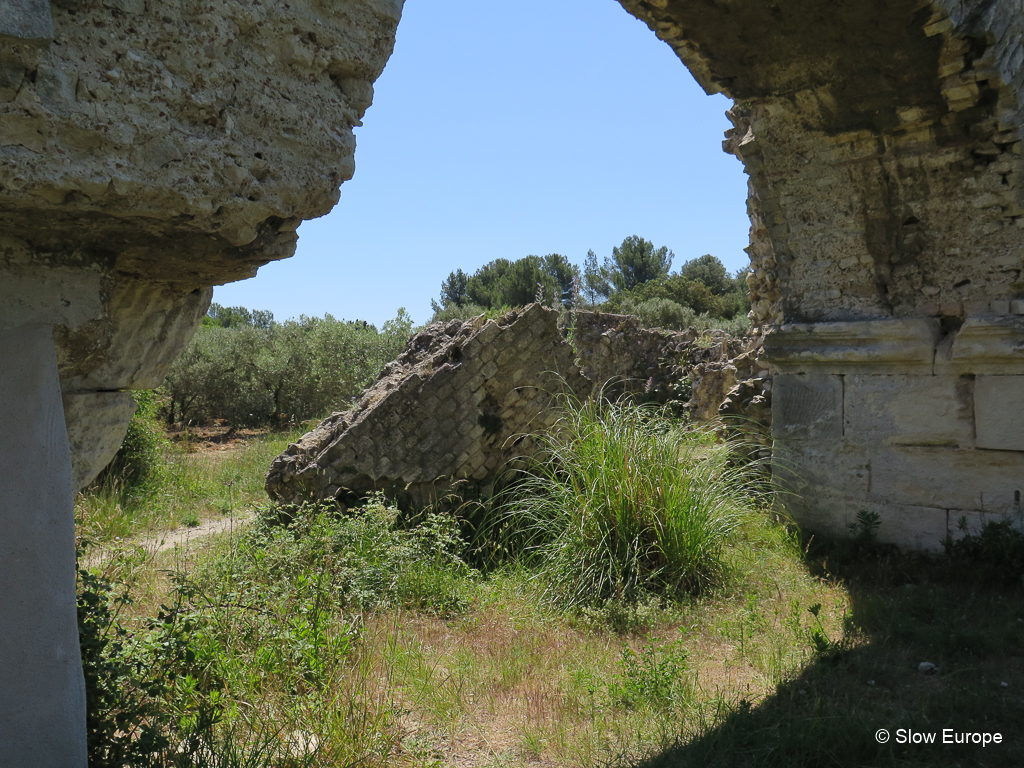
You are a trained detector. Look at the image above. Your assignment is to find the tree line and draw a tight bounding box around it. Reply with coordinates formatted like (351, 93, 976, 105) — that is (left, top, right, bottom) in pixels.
(156, 236, 748, 429)
(430, 235, 750, 332)
(161, 305, 414, 427)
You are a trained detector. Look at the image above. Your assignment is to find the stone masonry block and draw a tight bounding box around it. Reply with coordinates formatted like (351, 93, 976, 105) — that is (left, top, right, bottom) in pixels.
(773, 440, 870, 502)
(474, 321, 501, 346)
(496, 347, 517, 367)
(772, 373, 843, 441)
(875, 503, 950, 553)
(974, 376, 1024, 451)
(870, 445, 1024, 513)
(843, 374, 973, 448)
(1, 0, 53, 45)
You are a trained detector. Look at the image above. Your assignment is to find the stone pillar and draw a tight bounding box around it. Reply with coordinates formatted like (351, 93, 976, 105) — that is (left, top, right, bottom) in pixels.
(0, 324, 87, 767)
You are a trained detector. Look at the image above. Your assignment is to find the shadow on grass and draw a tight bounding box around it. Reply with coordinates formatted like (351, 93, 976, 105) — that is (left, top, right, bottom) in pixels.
(626, 544, 1024, 768)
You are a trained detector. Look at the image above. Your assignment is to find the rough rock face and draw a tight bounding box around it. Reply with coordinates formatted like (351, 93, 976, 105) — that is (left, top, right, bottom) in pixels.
(266, 305, 590, 507)
(1, 0, 403, 487)
(620, 0, 1024, 548)
(266, 305, 765, 507)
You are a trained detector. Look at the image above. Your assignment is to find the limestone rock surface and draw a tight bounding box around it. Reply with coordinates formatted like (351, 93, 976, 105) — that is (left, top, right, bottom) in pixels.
(1, 0, 403, 488)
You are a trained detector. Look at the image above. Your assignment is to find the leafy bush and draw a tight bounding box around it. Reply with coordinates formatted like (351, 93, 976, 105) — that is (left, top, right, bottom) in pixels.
(611, 638, 691, 710)
(601, 259, 751, 321)
(604, 296, 750, 335)
(427, 302, 512, 325)
(241, 496, 477, 615)
(163, 309, 414, 427)
(493, 396, 762, 607)
(77, 555, 231, 767)
(943, 516, 1024, 584)
(78, 561, 171, 767)
(94, 390, 169, 492)
(699, 313, 751, 337)
(616, 297, 696, 331)
(78, 496, 473, 767)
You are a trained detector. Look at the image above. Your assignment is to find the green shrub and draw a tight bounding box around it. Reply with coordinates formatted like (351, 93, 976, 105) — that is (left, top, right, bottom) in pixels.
(428, 301, 489, 324)
(493, 396, 762, 606)
(77, 555, 230, 767)
(163, 309, 414, 427)
(94, 390, 169, 492)
(240, 496, 477, 615)
(944, 516, 1024, 583)
(617, 297, 696, 331)
(611, 638, 691, 710)
(78, 560, 170, 767)
(607, 296, 751, 336)
(428, 302, 514, 325)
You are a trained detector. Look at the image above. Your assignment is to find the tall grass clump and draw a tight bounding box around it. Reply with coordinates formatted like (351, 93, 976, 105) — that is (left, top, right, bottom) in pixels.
(497, 396, 762, 607)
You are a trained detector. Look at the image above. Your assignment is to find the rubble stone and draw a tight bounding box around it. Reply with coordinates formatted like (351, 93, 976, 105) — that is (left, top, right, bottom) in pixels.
(266, 306, 767, 507)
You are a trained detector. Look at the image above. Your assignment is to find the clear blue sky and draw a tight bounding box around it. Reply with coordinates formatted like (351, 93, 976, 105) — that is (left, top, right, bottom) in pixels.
(213, 0, 750, 327)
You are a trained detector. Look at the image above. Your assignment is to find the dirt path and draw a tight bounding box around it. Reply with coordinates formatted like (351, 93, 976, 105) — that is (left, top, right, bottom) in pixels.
(85, 513, 253, 568)
(145, 513, 252, 554)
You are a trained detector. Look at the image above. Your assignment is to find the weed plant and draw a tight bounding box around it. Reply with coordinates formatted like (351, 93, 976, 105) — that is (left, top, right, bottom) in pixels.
(943, 515, 1024, 584)
(94, 390, 169, 493)
(493, 395, 764, 606)
(78, 496, 479, 766)
(78, 553, 303, 767)
(240, 496, 477, 615)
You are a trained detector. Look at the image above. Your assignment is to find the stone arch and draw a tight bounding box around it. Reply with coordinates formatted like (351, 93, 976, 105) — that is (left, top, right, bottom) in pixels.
(621, 0, 1024, 546)
(2, 0, 1023, 762)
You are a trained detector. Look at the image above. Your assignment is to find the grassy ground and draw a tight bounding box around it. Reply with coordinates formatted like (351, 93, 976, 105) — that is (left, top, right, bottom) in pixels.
(77, 423, 1024, 767)
(76, 428, 301, 545)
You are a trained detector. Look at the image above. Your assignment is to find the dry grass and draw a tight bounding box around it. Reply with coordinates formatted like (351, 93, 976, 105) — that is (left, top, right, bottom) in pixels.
(80, 428, 1023, 768)
(290, 531, 852, 768)
(76, 429, 300, 546)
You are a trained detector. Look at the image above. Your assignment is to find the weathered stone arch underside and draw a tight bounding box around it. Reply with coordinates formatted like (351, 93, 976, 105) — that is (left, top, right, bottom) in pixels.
(620, 0, 1024, 545)
(2, 0, 1024, 762)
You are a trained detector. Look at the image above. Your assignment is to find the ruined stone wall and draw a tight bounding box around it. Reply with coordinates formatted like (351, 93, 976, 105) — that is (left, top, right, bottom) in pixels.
(2, 0, 403, 488)
(618, 0, 1024, 548)
(266, 305, 766, 508)
(267, 305, 590, 507)
(2, 5, 402, 759)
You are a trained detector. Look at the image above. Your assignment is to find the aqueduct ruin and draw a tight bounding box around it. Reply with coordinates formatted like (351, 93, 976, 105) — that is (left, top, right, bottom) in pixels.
(2, 0, 1022, 763)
